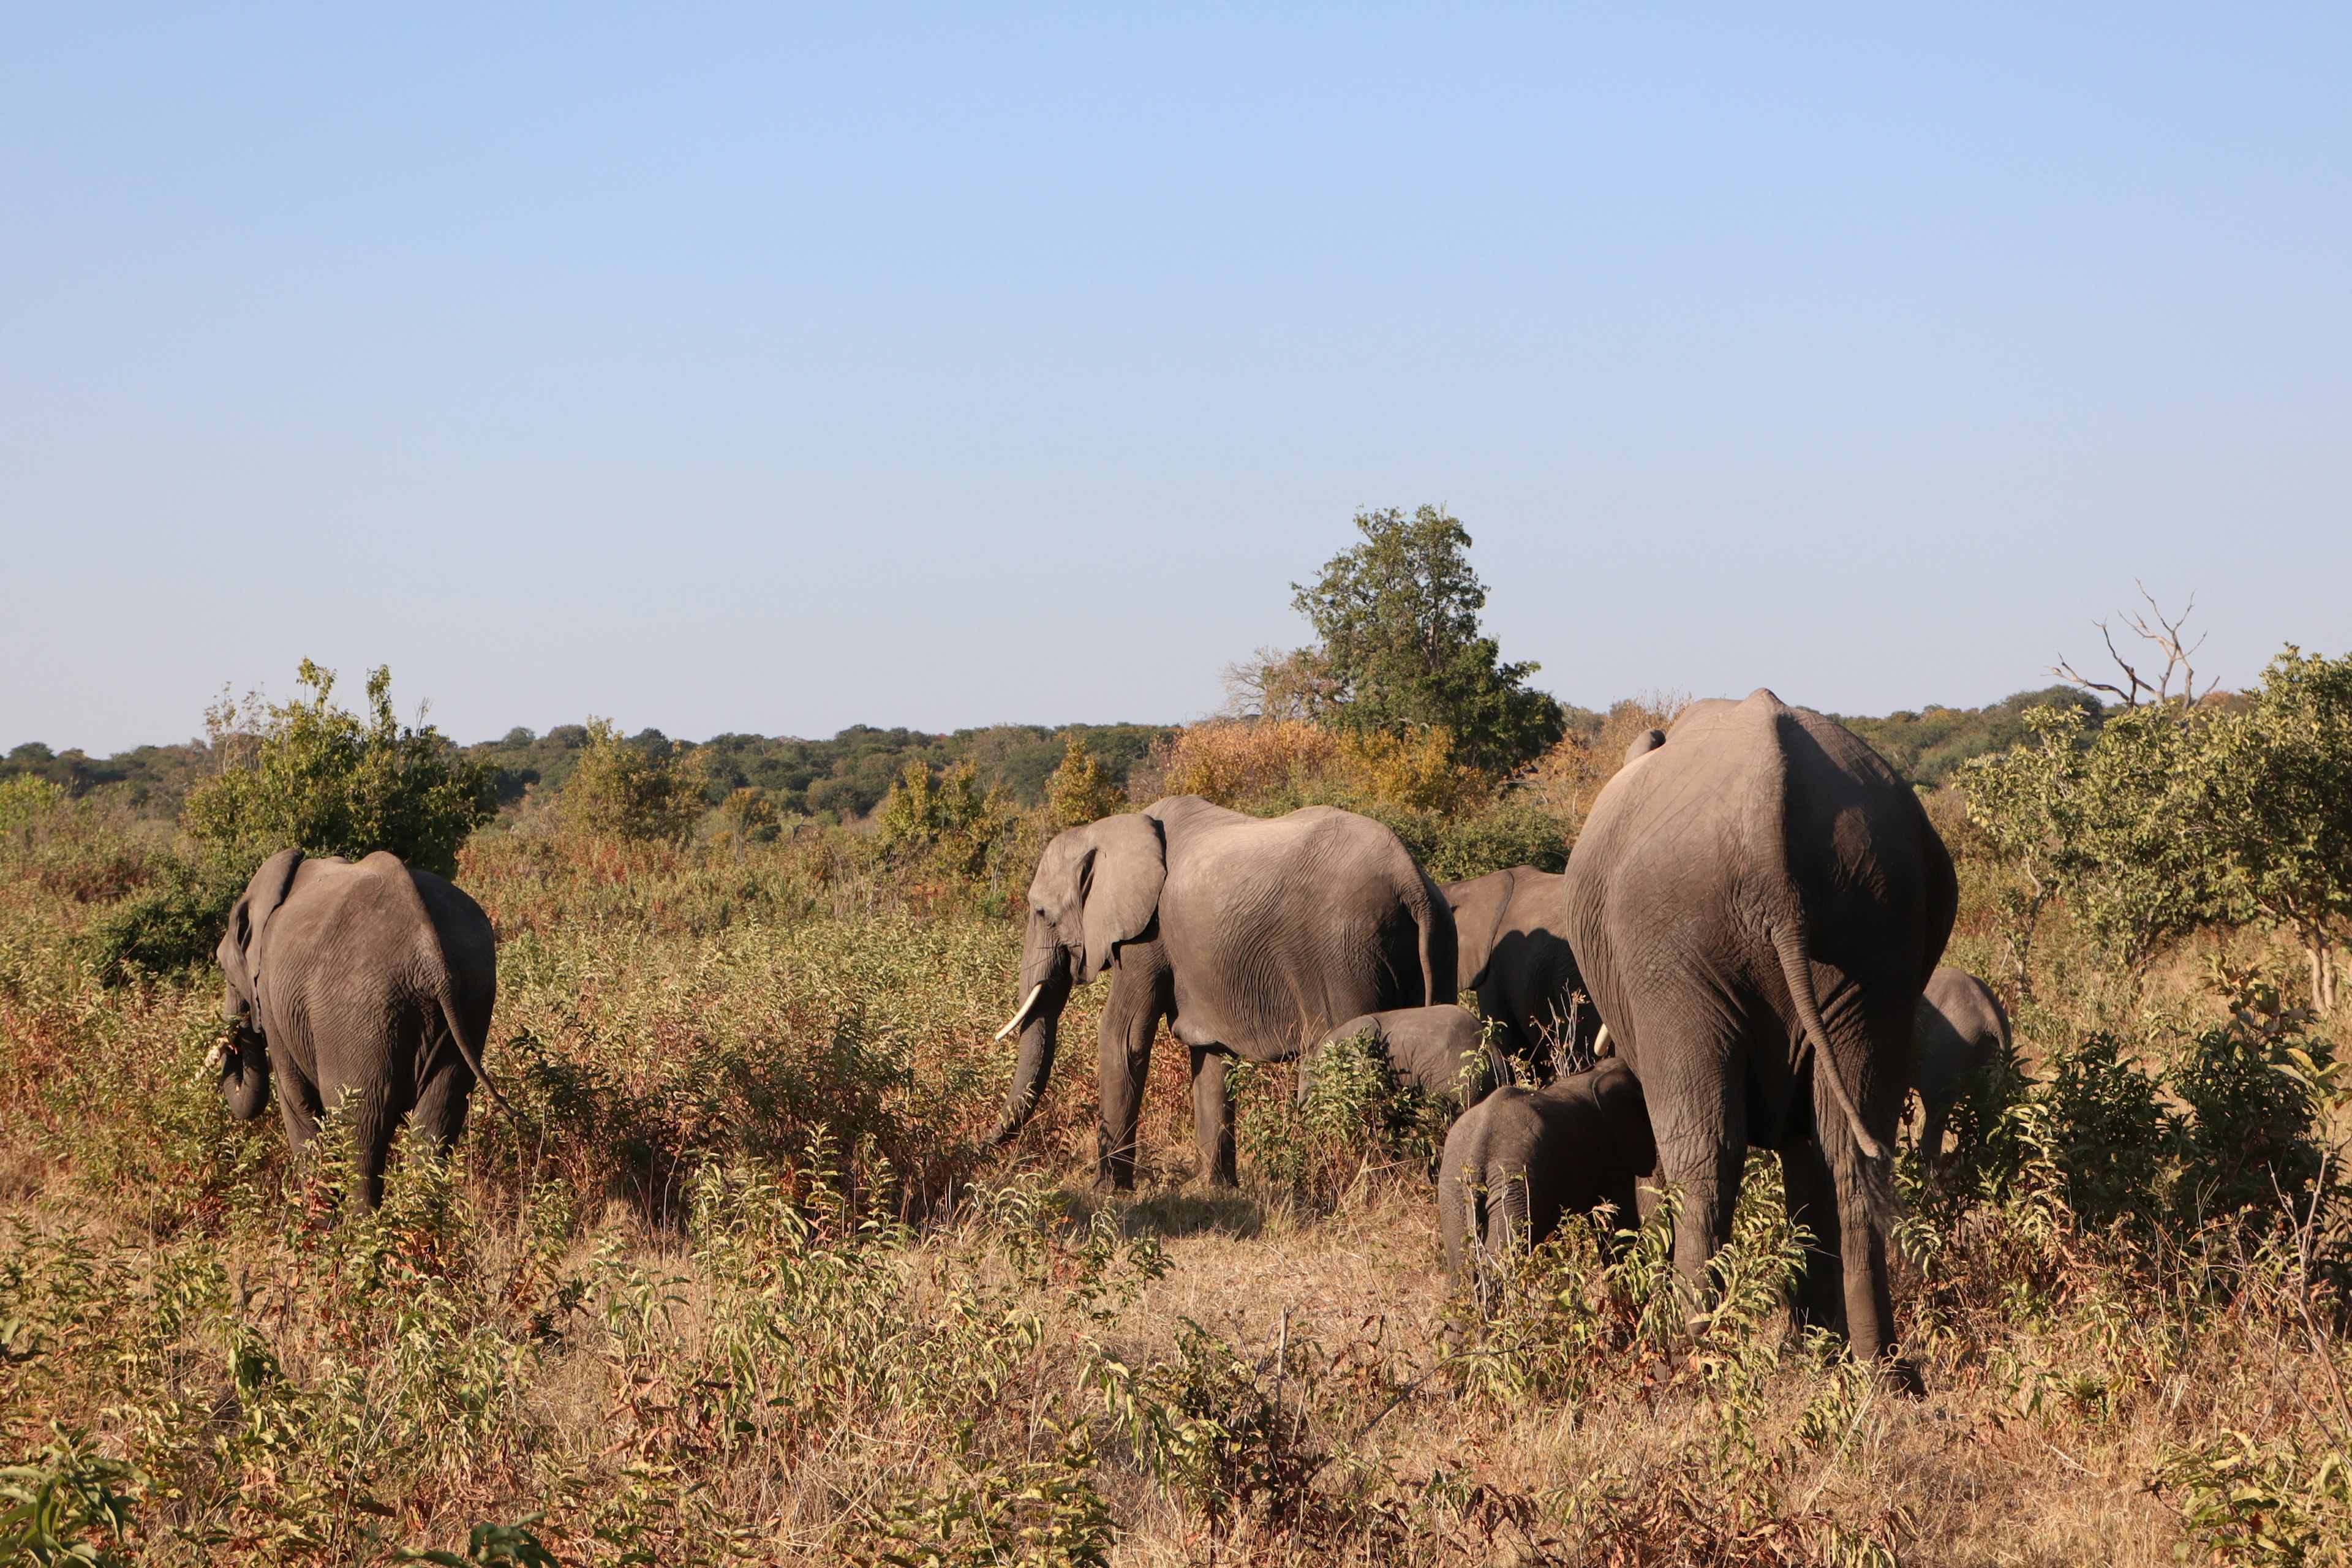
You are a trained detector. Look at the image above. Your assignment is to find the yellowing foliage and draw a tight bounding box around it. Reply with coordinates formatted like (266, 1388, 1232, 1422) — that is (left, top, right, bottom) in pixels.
(1152, 719, 1488, 815)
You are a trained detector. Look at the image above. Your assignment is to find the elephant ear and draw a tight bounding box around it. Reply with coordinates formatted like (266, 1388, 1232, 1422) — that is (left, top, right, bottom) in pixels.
(1075, 813, 1165, 984)
(233, 848, 305, 1001)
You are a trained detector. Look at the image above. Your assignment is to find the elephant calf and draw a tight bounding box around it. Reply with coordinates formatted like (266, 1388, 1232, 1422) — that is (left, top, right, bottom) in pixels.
(1308, 1005, 1504, 1118)
(1438, 1058, 1655, 1286)
(1912, 966, 2010, 1163)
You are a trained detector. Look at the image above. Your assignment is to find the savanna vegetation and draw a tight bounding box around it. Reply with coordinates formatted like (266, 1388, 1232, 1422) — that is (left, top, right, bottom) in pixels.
(6, 518, 2352, 1565)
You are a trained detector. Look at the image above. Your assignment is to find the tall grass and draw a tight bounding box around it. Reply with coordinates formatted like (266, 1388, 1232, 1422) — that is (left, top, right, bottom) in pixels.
(3, 789, 2351, 1564)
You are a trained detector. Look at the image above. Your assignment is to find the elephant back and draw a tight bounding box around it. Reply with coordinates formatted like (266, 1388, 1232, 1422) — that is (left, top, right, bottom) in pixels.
(1152, 801, 1457, 1058)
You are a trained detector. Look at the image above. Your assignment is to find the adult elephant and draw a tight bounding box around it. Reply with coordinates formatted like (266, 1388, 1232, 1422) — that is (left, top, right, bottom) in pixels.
(1445, 865, 1590, 1071)
(210, 848, 502, 1208)
(1562, 690, 1956, 1379)
(990, 796, 1457, 1188)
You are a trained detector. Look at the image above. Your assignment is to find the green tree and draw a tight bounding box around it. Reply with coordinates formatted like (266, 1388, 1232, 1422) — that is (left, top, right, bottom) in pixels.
(181, 661, 494, 877)
(874, 758, 1015, 881)
(2199, 646, 2352, 1012)
(1960, 701, 2218, 978)
(714, 786, 781, 861)
(1287, 505, 1564, 776)
(563, 719, 708, 844)
(1042, 733, 1127, 829)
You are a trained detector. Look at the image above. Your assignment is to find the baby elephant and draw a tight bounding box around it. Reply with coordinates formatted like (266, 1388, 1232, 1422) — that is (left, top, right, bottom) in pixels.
(1912, 967, 2010, 1164)
(1439, 1057, 1656, 1285)
(1308, 1005, 1505, 1116)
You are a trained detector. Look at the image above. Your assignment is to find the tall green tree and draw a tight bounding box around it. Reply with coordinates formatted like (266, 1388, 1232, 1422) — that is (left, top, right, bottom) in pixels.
(182, 661, 494, 876)
(1287, 505, 1564, 776)
(1960, 699, 2218, 979)
(2199, 647, 2352, 1012)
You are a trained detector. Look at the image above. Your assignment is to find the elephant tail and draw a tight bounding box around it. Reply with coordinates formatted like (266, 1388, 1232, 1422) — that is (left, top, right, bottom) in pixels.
(1417, 872, 1452, 1008)
(433, 970, 518, 1123)
(1766, 911, 1887, 1164)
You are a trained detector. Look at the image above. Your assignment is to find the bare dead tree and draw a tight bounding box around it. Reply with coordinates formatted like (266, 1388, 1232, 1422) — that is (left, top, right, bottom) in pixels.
(2051, 584, 2216, 710)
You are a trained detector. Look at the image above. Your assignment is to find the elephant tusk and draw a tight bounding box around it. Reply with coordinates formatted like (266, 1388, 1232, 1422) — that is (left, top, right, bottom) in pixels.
(1592, 1023, 1611, 1058)
(203, 1039, 228, 1072)
(993, 983, 1047, 1042)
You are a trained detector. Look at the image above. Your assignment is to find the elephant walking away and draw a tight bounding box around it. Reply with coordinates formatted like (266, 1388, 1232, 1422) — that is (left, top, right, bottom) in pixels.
(1438, 1058, 1654, 1287)
(1913, 967, 2010, 1164)
(1563, 690, 1956, 1379)
(990, 796, 1457, 1189)
(211, 848, 501, 1208)
(1444, 865, 1593, 1074)
(1308, 1006, 1507, 1119)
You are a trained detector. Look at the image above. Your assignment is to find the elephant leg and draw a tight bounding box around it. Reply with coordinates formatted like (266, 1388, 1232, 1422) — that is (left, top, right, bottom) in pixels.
(275, 1061, 323, 1158)
(412, 1058, 476, 1159)
(1094, 949, 1172, 1189)
(1780, 1129, 1845, 1333)
(1917, 1096, 1950, 1167)
(336, 1085, 402, 1213)
(1651, 1076, 1746, 1312)
(1188, 1047, 1237, 1188)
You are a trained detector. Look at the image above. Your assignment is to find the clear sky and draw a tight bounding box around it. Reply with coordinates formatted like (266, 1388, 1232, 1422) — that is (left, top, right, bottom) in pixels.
(5, 5, 2347, 753)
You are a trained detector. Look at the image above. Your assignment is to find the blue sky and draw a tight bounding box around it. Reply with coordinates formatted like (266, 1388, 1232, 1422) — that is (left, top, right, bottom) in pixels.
(5, 5, 2346, 752)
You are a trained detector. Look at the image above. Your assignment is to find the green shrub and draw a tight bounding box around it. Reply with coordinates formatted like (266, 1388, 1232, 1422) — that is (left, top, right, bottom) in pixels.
(181, 660, 494, 876)
(559, 717, 707, 844)
(78, 850, 250, 981)
(1366, 798, 1569, 881)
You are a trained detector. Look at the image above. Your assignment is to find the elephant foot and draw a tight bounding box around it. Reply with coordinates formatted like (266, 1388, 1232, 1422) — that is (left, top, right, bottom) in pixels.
(1880, 1355, 1926, 1399)
(1091, 1169, 1135, 1195)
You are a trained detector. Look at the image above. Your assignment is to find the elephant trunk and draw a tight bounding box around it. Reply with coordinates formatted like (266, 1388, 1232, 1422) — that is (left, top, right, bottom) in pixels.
(216, 1023, 271, 1121)
(989, 917, 1076, 1145)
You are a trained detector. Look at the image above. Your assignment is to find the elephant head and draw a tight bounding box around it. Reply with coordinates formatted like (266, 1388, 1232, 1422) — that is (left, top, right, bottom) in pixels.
(989, 813, 1166, 1142)
(211, 848, 303, 1121)
(1588, 1056, 1657, 1178)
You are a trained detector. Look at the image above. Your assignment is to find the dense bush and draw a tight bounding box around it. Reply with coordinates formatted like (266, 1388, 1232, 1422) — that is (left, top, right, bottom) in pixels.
(181, 660, 494, 876)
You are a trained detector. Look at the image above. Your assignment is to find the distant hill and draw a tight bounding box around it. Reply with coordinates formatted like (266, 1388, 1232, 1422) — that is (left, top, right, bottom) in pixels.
(2, 722, 1174, 825)
(0, 687, 2107, 824)
(1830, 685, 2106, 788)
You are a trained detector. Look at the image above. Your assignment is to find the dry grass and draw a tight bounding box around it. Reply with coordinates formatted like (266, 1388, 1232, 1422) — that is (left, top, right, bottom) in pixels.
(4, 805, 2350, 1566)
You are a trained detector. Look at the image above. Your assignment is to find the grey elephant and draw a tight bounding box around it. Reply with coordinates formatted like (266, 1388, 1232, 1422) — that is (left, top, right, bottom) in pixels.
(990, 796, 1457, 1188)
(1913, 967, 2010, 1163)
(1445, 865, 1592, 1071)
(1562, 690, 1956, 1378)
(212, 848, 502, 1208)
(1438, 1057, 1655, 1285)
(1306, 1005, 1506, 1118)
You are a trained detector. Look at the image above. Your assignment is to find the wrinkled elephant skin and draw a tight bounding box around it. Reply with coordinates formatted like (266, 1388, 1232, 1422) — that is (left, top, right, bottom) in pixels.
(1912, 967, 2010, 1163)
(992, 796, 1457, 1189)
(1438, 1058, 1654, 1285)
(216, 848, 500, 1210)
(1562, 690, 1956, 1379)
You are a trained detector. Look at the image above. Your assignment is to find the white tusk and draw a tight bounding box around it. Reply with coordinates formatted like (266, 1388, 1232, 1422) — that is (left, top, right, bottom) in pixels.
(203, 1041, 228, 1072)
(993, 983, 1047, 1042)
(1592, 1023, 1611, 1057)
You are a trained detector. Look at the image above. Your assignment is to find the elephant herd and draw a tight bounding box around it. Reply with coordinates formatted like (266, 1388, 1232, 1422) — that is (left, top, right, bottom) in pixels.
(209, 688, 2014, 1385)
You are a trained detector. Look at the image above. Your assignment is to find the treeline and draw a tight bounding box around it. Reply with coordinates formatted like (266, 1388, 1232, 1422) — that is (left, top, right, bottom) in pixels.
(1, 722, 1174, 826)
(4, 685, 2117, 824)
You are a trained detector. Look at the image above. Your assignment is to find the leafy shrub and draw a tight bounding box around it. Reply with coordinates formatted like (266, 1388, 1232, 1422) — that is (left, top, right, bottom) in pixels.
(181, 660, 494, 877)
(873, 758, 1016, 882)
(560, 717, 707, 843)
(1232, 1030, 1446, 1207)
(78, 850, 250, 981)
(1367, 798, 1570, 880)
(0, 1425, 143, 1567)
(1041, 733, 1129, 830)
(0, 774, 66, 846)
